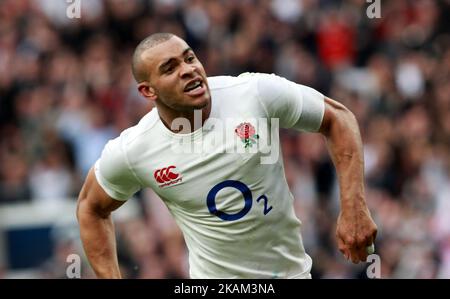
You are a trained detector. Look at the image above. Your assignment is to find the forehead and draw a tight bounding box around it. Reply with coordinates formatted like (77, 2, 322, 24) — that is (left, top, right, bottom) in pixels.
(141, 37, 191, 69)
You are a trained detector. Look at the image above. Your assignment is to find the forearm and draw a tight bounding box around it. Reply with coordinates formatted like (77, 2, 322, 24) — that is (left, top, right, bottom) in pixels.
(319, 97, 377, 262)
(77, 201, 122, 278)
(322, 100, 367, 212)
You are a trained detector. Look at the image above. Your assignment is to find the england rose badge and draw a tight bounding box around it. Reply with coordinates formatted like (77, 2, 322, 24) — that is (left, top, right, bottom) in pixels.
(235, 122, 259, 148)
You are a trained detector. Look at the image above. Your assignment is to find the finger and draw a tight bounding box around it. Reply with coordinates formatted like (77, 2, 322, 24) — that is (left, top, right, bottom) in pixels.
(346, 250, 353, 261)
(340, 235, 361, 263)
(365, 232, 376, 247)
(337, 237, 351, 261)
(348, 247, 361, 264)
(337, 237, 346, 253)
(350, 253, 360, 263)
(350, 239, 371, 263)
(347, 236, 364, 263)
(357, 245, 368, 262)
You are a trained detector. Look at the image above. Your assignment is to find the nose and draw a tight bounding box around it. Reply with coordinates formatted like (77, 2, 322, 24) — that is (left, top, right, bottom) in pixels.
(179, 62, 195, 78)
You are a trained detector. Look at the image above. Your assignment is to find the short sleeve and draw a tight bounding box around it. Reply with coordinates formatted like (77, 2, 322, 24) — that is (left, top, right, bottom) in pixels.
(255, 73, 325, 132)
(94, 136, 142, 201)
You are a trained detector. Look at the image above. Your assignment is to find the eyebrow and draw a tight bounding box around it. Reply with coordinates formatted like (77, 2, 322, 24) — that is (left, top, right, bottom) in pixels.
(158, 47, 193, 73)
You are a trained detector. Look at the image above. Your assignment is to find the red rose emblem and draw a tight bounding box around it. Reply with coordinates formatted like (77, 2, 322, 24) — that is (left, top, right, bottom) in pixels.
(235, 122, 255, 139)
(235, 122, 259, 148)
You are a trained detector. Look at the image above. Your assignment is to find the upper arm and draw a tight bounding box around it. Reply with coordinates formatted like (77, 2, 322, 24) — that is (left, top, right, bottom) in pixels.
(77, 167, 125, 219)
(319, 97, 357, 137)
(94, 136, 142, 201)
(256, 73, 325, 131)
(77, 134, 142, 217)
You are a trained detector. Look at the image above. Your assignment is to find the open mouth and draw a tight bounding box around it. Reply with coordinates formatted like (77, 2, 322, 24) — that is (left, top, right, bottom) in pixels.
(184, 79, 206, 96)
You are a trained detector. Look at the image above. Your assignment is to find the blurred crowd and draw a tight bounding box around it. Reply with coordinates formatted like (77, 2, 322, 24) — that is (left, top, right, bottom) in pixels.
(0, 0, 449, 278)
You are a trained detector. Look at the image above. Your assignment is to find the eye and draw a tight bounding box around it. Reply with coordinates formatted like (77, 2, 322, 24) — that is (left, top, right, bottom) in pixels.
(186, 55, 195, 63)
(165, 65, 175, 74)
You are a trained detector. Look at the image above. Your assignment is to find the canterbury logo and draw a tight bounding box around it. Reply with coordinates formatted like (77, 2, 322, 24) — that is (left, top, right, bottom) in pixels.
(154, 166, 182, 188)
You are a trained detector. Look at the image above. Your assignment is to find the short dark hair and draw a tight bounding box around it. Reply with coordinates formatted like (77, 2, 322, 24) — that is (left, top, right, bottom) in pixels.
(131, 33, 175, 83)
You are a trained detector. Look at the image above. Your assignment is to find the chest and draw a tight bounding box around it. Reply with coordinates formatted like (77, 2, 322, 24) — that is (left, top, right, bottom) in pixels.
(129, 118, 274, 214)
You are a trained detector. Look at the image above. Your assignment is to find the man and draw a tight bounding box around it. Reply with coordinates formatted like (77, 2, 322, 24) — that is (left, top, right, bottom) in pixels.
(77, 33, 377, 279)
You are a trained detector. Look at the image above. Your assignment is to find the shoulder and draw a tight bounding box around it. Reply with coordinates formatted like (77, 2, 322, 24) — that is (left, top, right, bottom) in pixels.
(207, 73, 289, 101)
(116, 108, 159, 148)
(207, 74, 250, 90)
(97, 109, 159, 176)
(99, 108, 159, 161)
(212, 72, 289, 90)
(207, 73, 290, 117)
(207, 72, 277, 90)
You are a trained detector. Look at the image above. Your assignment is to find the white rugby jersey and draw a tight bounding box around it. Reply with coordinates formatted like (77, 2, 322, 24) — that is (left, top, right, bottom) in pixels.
(95, 73, 325, 278)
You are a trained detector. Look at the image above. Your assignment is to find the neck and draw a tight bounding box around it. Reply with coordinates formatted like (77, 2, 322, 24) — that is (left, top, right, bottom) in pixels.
(156, 102, 211, 134)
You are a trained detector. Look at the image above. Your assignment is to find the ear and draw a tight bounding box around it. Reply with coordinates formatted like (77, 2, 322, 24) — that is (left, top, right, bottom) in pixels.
(137, 82, 157, 102)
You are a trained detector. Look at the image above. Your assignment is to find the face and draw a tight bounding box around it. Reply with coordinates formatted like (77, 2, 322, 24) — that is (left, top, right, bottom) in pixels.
(138, 36, 211, 112)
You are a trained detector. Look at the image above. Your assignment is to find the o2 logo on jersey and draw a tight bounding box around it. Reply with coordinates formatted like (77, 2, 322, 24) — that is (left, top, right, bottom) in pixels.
(206, 180, 272, 221)
(154, 166, 182, 188)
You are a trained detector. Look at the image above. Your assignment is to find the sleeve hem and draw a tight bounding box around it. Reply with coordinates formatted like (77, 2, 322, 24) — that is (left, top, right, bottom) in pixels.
(294, 86, 325, 132)
(94, 160, 131, 201)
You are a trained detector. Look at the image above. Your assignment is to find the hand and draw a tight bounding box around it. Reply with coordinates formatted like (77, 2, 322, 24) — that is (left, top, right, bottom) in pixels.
(336, 207, 378, 263)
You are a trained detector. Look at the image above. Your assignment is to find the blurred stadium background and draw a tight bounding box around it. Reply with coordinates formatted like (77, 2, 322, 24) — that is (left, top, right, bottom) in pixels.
(0, 0, 449, 279)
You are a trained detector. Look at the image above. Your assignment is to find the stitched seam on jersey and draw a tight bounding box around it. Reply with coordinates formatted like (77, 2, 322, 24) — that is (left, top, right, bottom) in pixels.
(120, 136, 146, 188)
